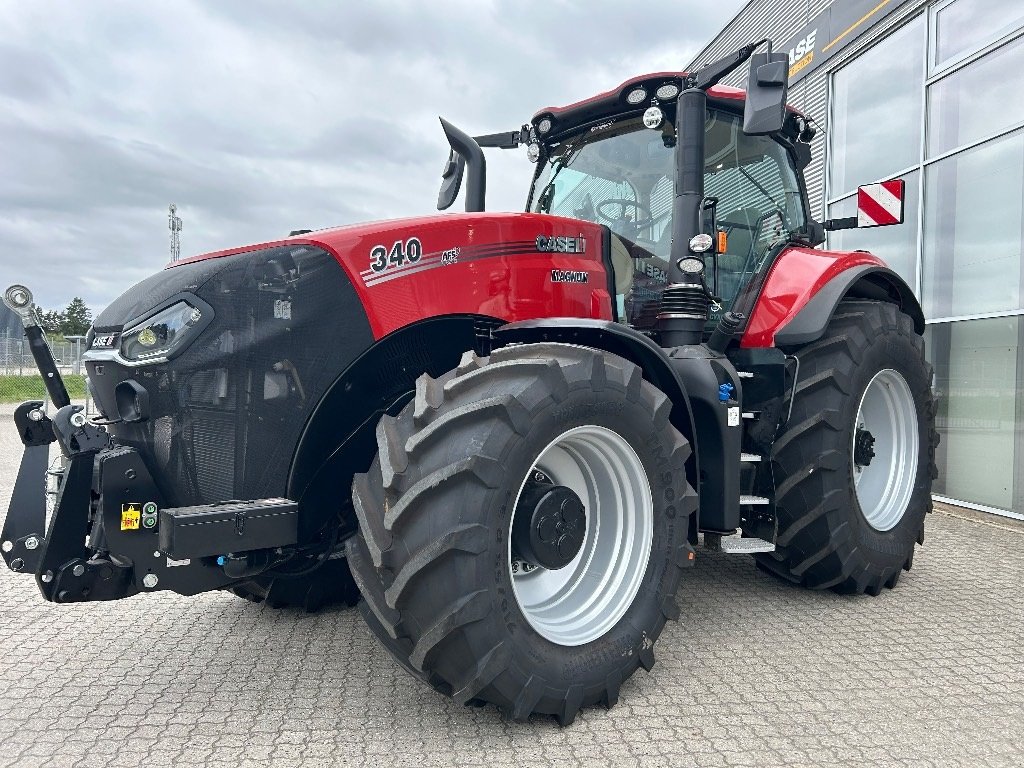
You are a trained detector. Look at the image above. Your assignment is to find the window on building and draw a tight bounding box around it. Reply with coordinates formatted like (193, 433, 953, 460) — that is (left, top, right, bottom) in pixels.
(829, 17, 925, 197)
(928, 34, 1024, 156)
(931, 0, 1024, 74)
(922, 129, 1024, 319)
(926, 316, 1024, 512)
(827, 170, 919, 288)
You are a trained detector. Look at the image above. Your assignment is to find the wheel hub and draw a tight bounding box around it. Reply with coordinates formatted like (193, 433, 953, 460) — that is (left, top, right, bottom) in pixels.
(508, 425, 654, 647)
(851, 368, 919, 531)
(854, 427, 876, 467)
(512, 480, 586, 570)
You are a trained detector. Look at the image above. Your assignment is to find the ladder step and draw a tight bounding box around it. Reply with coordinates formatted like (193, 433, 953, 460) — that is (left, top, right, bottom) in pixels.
(720, 535, 776, 554)
(741, 453, 761, 462)
(740, 495, 770, 505)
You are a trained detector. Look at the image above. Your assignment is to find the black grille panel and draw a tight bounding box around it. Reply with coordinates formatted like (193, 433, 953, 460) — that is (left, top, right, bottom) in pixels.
(87, 245, 374, 508)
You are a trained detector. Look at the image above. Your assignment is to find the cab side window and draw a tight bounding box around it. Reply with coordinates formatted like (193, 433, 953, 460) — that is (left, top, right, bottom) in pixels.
(703, 110, 805, 305)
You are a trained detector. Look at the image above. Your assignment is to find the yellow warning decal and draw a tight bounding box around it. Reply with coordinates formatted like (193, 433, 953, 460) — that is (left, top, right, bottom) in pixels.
(121, 504, 141, 531)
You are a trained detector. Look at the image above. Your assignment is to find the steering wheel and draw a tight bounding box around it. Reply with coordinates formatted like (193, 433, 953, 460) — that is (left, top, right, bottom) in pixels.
(596, 198, 655, 229)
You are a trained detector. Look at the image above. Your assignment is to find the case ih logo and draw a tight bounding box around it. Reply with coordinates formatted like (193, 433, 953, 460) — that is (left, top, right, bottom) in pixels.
(536, 235, 587, 253)
(91, 333, 118, 349)
(857, 180, 906, 228)
(550, 269, 589, 284)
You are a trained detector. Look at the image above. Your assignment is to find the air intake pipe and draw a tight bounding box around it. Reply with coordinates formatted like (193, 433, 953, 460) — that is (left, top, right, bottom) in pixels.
(437, 118, 486, 213)
(658, 87, 710, 348)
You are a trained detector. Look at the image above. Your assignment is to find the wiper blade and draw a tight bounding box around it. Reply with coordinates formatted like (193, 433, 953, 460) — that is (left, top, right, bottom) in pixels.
(535, 131, 590, 213)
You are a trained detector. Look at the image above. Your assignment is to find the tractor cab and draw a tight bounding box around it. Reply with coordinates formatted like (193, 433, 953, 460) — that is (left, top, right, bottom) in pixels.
(526, 91, 811, 328)
(439, 38, 825, 348)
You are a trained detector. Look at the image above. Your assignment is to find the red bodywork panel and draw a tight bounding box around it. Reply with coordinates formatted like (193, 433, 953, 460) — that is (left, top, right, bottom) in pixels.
(740, 245, 886, 348)
(174, 213, 612, 340)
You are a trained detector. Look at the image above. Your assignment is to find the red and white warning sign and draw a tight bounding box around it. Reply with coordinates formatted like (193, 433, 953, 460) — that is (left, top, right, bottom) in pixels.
(857, 180, 905, 228)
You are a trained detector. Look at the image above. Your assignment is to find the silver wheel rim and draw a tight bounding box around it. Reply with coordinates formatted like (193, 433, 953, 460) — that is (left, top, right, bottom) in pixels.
(509, 425, 654, 647)
(852, 369, 919, 532)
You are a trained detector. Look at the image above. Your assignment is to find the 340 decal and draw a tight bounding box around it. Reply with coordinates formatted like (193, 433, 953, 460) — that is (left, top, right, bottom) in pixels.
(370, 237, 422, 273)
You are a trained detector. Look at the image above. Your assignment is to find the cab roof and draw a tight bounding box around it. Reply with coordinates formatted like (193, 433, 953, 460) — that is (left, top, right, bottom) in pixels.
(531, 71, 801, 136)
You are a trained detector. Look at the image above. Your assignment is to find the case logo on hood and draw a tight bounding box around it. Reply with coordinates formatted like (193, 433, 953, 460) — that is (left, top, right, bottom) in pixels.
(536, 234, 587, 254)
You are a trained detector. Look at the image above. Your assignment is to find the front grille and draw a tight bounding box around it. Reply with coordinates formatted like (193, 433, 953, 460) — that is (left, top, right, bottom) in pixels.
(190, 413, 236, 501)
(87, 245, 374, 508)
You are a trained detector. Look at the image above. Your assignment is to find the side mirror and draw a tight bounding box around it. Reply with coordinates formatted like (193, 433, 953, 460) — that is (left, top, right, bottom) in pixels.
(743, 51, 790, 135)
(823, 180, 906, 231)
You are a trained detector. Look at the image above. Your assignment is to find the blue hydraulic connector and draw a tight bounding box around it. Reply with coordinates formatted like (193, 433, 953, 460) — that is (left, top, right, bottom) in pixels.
(216, 555, 227, 566)
(718, 382, 735, 402)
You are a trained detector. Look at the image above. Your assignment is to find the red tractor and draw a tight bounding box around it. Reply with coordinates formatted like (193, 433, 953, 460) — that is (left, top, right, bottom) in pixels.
(2, 41, 936, 724)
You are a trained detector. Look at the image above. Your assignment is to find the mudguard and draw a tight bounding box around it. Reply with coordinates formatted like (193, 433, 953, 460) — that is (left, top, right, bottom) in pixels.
(774, 265, 924, 347)
(740, 245, 924, 349)
(493, 318, 700, 493)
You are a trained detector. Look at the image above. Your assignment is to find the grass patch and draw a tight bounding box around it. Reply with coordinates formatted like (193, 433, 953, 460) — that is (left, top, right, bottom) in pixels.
(0, 374, 87, 403)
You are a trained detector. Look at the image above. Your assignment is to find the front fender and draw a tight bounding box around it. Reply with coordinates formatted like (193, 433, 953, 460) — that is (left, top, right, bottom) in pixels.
(492, 319, 699, 498)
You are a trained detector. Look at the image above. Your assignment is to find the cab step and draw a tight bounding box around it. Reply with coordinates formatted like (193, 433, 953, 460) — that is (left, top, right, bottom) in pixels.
(741, 453, 761, 462)
(720, 535, 776, 554)
(740, 494, 770, 505)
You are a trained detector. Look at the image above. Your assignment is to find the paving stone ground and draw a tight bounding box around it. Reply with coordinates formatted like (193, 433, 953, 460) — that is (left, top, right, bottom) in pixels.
(0, 411, 1022, 767)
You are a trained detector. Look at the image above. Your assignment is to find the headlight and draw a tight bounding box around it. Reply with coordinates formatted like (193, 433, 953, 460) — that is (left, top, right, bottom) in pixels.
(120, 300, 206, 363)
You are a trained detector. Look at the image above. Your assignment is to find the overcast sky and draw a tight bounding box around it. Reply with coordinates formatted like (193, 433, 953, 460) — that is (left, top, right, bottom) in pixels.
(0, 0, 744, 313)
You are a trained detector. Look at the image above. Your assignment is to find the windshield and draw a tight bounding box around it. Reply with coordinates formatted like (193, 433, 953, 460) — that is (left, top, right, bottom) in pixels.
(530, 115, 675, 259)
(529, 108, 807, 326)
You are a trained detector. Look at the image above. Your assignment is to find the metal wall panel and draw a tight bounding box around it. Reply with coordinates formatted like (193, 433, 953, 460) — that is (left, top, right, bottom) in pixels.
(801, 70, 830, 216)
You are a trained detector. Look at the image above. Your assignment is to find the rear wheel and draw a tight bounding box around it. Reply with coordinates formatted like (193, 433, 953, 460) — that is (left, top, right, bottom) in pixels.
(346, 344, 696, 724)
(756, 300, 938, 594)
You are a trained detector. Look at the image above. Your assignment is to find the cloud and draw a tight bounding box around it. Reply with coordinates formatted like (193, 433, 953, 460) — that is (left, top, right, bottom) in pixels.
(0, 0, 744, 312)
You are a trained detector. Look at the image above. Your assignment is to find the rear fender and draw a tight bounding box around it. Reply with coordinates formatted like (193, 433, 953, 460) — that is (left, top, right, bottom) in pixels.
(741, 245, 924, 348)
(773, 265, 924, 348)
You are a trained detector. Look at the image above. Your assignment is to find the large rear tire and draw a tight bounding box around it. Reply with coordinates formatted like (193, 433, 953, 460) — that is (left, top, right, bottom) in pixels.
(756, 300, 938, 594)
(346, 344, 696, 724)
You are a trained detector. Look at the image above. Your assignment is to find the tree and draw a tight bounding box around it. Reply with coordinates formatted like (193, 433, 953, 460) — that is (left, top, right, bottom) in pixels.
(60, 297, 92, 336)
(37, 308, 63, 335)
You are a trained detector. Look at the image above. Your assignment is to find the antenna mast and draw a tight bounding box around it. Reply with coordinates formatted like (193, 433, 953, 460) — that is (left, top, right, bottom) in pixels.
(168, 203, 183, 261)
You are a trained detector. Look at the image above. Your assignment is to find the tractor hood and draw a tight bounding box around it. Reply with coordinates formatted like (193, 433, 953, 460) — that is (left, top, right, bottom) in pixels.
(166, 212, 611, 339)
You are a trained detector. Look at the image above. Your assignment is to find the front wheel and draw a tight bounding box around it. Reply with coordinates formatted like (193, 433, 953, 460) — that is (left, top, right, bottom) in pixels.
(757, 300, 938, 594)
(345, 344, 696, 724)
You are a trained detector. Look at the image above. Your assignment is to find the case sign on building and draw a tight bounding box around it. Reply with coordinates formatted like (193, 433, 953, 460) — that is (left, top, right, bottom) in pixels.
(782, 0, 911, 83)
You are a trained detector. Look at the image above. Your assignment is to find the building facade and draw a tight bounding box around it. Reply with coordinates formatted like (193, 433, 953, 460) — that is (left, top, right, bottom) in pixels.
(690, 0, 1024, 520)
